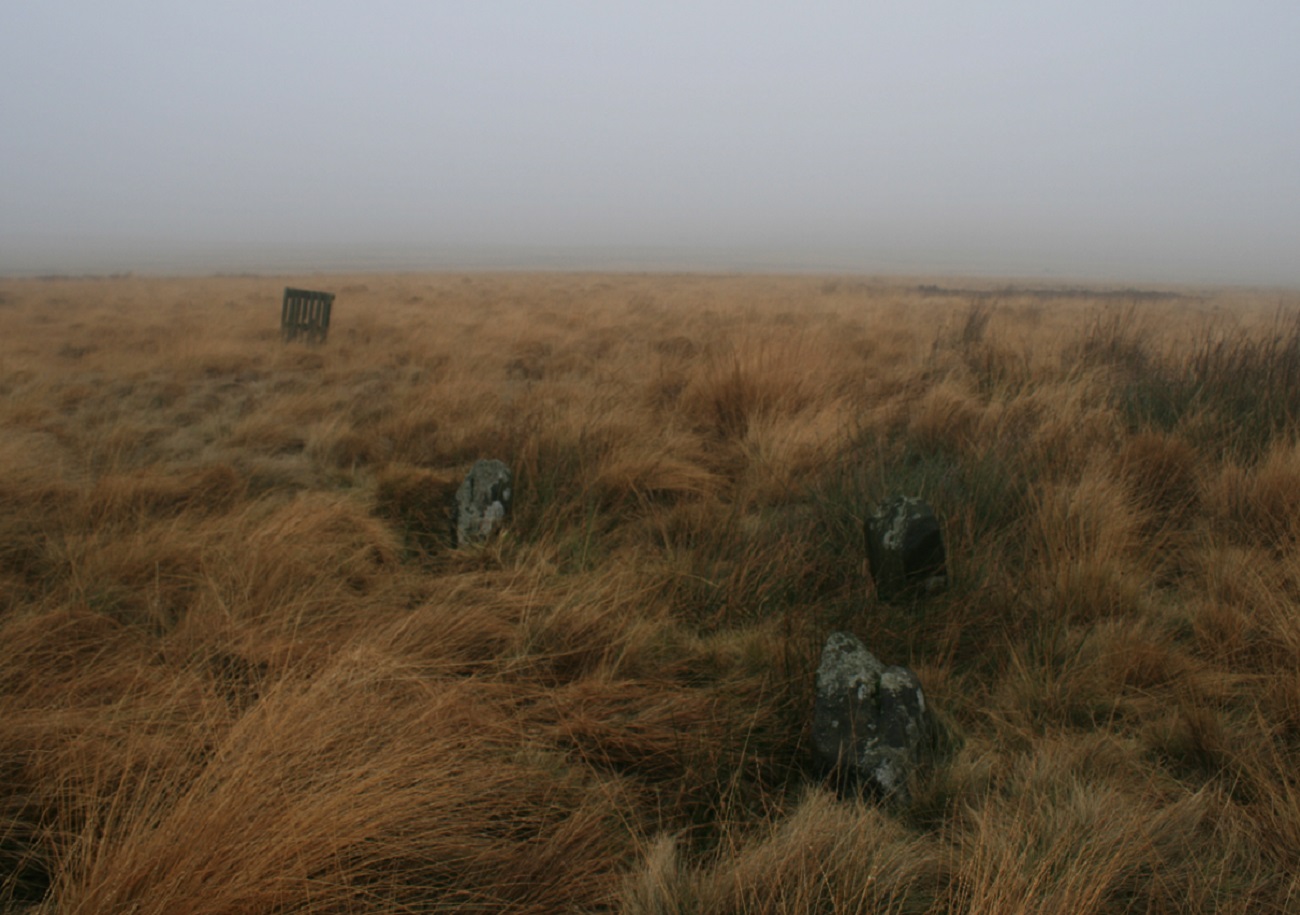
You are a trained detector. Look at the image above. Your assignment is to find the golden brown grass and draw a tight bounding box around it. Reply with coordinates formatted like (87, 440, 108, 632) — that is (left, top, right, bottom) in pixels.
(3, 272, 1300, 912)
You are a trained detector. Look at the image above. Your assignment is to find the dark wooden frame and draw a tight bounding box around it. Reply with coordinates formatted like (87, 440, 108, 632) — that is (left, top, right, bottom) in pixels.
(281, 287, 334, 343)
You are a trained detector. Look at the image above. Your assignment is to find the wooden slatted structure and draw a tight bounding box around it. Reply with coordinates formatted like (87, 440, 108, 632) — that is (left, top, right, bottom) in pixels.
(281, 287, 335, 343)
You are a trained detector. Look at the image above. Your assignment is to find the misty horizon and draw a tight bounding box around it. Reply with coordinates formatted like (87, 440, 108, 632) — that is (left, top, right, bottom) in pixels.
(3, 237, 1295, 289)
(3, 3, 1298, 286)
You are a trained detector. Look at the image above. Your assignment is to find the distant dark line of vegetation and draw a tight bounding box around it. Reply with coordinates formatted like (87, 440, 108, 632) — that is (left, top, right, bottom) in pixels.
(915, 284, 1189, 301)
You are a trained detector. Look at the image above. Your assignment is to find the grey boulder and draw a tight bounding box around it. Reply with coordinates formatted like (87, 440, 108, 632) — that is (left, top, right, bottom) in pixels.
(455, 459, 512, 547)
(811, 631, 930, 801)
(865, 495, 946, 600)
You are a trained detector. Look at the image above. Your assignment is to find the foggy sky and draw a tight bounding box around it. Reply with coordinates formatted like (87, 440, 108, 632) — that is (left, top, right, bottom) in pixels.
(3, 2, 1298, 284)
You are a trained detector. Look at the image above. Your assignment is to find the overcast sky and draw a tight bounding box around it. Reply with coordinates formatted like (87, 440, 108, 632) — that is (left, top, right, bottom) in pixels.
(3, 2, 1298, 283)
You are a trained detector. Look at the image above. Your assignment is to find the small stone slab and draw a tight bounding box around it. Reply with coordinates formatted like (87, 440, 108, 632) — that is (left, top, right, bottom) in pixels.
(864, 495, 946, 600)
(455, 459, 512, 547)
(811, 631, 930, 801)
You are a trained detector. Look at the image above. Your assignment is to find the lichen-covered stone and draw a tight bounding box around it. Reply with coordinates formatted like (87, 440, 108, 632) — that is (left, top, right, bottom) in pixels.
(455, 459, 512, 547)
(864, 495, 946, 600)
(811, 631, 930, 801)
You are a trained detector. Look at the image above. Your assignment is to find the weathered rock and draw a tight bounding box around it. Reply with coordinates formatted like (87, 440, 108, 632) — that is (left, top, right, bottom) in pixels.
(864, 495, 946, 600)
(811, 631, 930, 801)
(455, 459, 512, 547)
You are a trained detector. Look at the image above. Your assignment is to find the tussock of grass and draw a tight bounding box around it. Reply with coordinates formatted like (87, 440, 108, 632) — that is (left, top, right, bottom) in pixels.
(3, 272, 1300, 912)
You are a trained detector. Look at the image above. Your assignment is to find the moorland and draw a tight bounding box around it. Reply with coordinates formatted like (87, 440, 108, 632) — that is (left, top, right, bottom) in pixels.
(3, 272, 1300, 912)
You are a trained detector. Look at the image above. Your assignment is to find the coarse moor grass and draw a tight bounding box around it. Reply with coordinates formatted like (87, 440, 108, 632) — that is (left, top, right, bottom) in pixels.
(3, 272, 1300, 913)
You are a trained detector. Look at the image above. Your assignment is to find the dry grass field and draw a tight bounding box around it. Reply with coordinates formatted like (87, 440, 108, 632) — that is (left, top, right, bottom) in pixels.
(4, 271, 1300, 913)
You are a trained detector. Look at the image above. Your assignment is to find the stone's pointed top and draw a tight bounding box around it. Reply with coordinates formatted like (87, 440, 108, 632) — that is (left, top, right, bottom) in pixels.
(870, 494, 927, 517)
(465, 458, 510, 486)
(821, 629, 870, 658)
(815, 631, 886, 699)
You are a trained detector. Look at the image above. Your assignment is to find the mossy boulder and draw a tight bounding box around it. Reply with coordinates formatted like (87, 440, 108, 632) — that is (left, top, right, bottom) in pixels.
(864, 495, 946, 600)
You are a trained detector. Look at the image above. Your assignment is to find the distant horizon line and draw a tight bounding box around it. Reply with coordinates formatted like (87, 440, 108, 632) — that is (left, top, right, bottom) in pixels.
(2, 240, 1296, 291)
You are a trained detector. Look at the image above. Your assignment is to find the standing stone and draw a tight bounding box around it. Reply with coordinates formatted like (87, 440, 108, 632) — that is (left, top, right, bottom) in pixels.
(865, 495, 946, 600)
(812, 631, 931, 801)
(455, 459, 512, 547)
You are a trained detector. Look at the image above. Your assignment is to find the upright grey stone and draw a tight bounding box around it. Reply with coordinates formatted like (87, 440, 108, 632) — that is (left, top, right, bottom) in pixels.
(865, 495, 946, 600)
(455, 459, 512, 547)
(811, 631, 930, 801)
